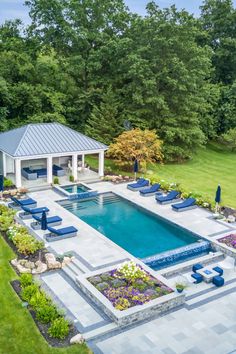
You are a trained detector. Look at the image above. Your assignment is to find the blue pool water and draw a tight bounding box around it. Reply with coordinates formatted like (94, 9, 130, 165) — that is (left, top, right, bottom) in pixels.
(59, 193, 200, 259)
(61, 184, 90, 194)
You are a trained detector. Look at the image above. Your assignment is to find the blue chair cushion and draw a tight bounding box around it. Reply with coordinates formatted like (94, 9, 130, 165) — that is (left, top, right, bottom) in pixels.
(212, 266, 223, 276)
(191, 273, 203, 283)
(212, 275, 224, 287)
(47, 226, 78, 235)
(192, 263, 203, 273)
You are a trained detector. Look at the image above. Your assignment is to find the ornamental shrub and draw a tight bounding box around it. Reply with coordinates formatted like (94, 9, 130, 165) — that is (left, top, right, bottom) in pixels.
(20, 274, 33, 288)
(0, 215, 15, 232)
(53, 177, 59, 185)
(3, 178, 13, 188)
(36, 304, 59, 323)
(69, 175, 74, 182)
(21, 284, 39, 302)
(29, 290, 50, 309)
(12, 233, 44, 255)
(48, 318, 69, 339)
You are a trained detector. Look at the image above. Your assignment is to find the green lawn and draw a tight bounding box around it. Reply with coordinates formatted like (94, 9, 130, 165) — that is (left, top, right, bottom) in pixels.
(0, 236, 90, 354)
(86, 143, 236, 208)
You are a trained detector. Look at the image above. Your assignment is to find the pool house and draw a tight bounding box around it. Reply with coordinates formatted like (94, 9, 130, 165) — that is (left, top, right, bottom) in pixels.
(0, 123, 107, 188)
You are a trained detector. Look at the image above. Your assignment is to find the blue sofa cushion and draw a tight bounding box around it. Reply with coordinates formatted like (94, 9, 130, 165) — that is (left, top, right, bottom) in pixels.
(47, 226, 78, 235)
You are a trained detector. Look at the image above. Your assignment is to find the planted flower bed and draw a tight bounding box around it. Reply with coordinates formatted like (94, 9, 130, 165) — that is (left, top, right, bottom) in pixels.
(88, 261, 173, 311)
(218, 234, 236, 249)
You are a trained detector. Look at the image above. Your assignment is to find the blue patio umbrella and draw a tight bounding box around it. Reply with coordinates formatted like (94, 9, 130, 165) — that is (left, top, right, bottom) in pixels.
(215, 185, 221, 203)
(0, 175, 3, 193)
(41, 210, 47, 231)
(215, 185, 221, 212)
(134, 159, 138, 180)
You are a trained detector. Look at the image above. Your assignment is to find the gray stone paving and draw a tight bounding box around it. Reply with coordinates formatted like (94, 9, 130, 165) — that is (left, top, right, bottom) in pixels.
(41, 272, 108, 330)
(24, 183, 236, 353)
(91, 292, 236, 354)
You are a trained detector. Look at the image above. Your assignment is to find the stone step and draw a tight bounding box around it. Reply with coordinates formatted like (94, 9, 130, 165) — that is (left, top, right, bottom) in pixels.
(66, 261, 83, 276)
(62, 265, 77, 281)
(186, 279, 236, 308)
(83, 322, 118, 341)
(72, 257, 89, 273)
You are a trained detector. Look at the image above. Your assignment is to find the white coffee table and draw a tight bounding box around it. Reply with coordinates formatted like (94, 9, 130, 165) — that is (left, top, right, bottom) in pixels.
(196, 267, 219, 283)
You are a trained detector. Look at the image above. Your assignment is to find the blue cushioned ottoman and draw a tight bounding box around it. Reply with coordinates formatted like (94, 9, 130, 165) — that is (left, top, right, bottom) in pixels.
(191, 273, 203, 284)
(212, 266, 223, 276)
(192, 263, 203, 273)
(212, 275, 224, 287)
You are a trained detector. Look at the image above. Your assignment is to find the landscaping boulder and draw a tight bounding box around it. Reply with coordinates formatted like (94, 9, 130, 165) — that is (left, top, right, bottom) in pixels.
(45, 253, 61, 269)
(62, 256, 73, 267)
(70, 333, 84, 344)
(32, 260, 47, 274)
(11, 259, 32, 274)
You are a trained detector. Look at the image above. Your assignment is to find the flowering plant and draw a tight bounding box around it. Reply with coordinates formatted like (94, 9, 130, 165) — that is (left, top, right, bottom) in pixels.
(116, 261, 149, 283)
(219, 234, 236, 249)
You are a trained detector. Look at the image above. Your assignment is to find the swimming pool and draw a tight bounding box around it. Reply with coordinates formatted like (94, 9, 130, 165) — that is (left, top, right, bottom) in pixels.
(58, 192, 201, 259)
(61, 183, 90, 194)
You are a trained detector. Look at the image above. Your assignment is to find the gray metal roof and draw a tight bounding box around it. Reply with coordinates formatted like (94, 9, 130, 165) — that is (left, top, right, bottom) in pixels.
(0, 123, 107, 157)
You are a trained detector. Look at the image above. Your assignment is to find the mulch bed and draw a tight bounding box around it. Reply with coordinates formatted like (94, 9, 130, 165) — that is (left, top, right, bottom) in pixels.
(11, 280, 79, 347)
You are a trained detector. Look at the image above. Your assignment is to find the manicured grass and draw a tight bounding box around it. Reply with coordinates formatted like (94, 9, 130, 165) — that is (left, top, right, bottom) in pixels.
(86, 143, 236, 208)
(0, 236, 91, 354)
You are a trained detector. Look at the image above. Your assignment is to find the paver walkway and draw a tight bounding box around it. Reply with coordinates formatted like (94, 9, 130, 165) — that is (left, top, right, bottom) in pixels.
(92, 291, 236, 354)
(41, 272, 110, 332)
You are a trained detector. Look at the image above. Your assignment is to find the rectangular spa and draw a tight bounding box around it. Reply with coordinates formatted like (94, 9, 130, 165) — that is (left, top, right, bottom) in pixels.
(58, 192, 202, 260)
(60, 183, 90, 194)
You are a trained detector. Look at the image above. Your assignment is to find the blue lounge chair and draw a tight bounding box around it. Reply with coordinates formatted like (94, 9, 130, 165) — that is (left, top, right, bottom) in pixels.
(171, 198, 196, 212)
(155, 190, 180, 205)
(9, 196, 37, 209)
(45, 226, 78, 242)
(30, 215, 62, 230)
(19, 206, 49, 219)
(139, 184, 161, 197)
(127, 178, 149, 191)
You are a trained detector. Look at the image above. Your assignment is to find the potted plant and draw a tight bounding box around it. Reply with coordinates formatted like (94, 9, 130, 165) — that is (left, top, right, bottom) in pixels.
(175, 282, 187, 293)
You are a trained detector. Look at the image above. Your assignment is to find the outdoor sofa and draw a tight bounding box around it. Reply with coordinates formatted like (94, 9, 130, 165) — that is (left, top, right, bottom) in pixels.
(22, 165, 65, 180)
(53, 164, 65, 177)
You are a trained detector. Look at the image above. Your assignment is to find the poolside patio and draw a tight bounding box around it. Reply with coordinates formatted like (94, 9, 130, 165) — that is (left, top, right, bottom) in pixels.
(13, 180, 236, 353)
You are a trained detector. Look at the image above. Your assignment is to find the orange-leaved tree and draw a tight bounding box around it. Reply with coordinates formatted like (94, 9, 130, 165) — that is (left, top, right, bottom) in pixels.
(107, 128, 163, 171)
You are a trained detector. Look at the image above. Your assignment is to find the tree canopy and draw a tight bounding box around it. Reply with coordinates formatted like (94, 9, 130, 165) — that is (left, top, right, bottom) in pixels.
(0, 0, 235, 161)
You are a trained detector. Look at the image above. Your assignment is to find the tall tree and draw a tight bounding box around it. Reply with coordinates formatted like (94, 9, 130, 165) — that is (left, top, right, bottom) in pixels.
(85, 87, 122, 145)
(115, 4, 212, 160)
(200, 0, 236, 84)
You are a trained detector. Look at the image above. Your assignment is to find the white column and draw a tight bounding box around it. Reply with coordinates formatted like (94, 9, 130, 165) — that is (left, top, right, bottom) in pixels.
(47, 156, 53, 184)
(98, 151, 104, 177)
(15, 159, 22, 188)
(72, 154, 78, 181)
(81, 154, 85, 168)
(2, 153, 6, 177)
